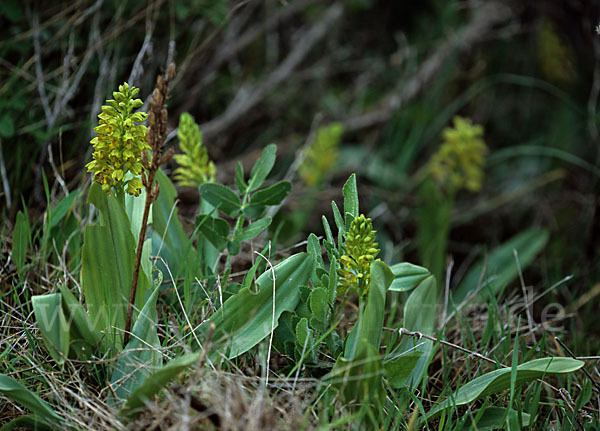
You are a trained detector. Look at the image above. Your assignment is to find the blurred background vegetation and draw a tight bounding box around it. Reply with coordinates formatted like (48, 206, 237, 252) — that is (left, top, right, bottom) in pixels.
(1, 0, 599, 355)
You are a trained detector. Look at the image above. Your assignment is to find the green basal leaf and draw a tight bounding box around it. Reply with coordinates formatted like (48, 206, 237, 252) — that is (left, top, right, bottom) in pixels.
(82, 183, 149, 349)
(390, 274, 437, 389)
(453, 227, 549, 304)
(426, 357, 584, 419)
(344, 260, 394, 359)
(110, 286, 162, 405)
(462, 407, 531, 431)
(152, 169, 199, 279)
(57, 284, 107, 355)
(32, 293, 69, 365)
(0, 374, 62, 423)
(248, 143, 277, 192)
(327, 342, 386, 417)
(200, 253, 313, 359)
(120, 352, 201, 416)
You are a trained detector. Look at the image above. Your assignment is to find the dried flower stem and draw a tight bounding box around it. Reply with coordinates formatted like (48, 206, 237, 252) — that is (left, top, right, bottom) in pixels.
(124, 64, 176, 346)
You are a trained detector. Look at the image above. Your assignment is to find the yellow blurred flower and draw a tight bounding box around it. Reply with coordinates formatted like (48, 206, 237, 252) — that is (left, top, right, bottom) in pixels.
(430, 116, 487, 193)
(173, 112, 216, 187)
(299, 122, 343, 187)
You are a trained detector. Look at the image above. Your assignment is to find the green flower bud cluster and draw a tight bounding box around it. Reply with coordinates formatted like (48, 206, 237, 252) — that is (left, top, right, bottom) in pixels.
(86, 83, 149, 196)
(430, 116, 487, 193)
(337, 214, 380, 296)
(299, 122, 343, 187)
(174, 112, 216, 187)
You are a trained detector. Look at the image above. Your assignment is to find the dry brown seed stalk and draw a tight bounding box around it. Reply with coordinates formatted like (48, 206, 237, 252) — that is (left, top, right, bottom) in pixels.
(124, 63, 176, 346)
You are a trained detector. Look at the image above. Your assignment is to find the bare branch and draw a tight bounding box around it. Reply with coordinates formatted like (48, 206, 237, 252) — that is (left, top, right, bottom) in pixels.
(198, 2, 343, 140)
(342, 1, 513, 132)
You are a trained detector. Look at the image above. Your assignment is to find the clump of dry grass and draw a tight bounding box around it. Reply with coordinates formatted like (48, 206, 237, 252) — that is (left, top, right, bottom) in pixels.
(131, 367, 315, 431)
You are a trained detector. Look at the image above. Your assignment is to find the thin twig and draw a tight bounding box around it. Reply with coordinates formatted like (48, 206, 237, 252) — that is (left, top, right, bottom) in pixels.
(441, 258, 454, 329)
(554, 337, 600, 394)
(0, 141, 11, 210)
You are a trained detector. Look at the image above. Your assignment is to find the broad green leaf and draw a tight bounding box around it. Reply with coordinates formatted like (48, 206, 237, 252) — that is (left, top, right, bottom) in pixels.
(82, 183, 149, 348)
(342, 173, 358, 228)
(391, 274, 437, 388)
(57, 284, 106, 354)
(121, 352, 201, 416)
(32, 293, 69, 365)
(248, 143, 277, 192)
(327, 342, 386, 417)
(383, 351, 422, 388)
(48, 191, 79, 230)
(196, 214, 230, 251)
(201, 253, 313, 359)
(199, 183, 241, 216)
(243, 181, 292, 219)
(233, 217, 272, 243)
(0, 374, 62, 422)
(426, 357, 584, 418)
(124, 185, 153, 291)
(152, 169, 198, 278)
(389, 262, 431, 292)
(0, 415, 54, 431)
(462, 407, 531, 431)
(110, 286, 162, 405)
(344, 260, 394, 359)
(453, 228, 549, 304)
(11, 210, 30, 274)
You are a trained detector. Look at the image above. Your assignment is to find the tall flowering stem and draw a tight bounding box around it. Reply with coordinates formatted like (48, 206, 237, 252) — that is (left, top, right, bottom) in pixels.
(124, 64, 176, 345)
